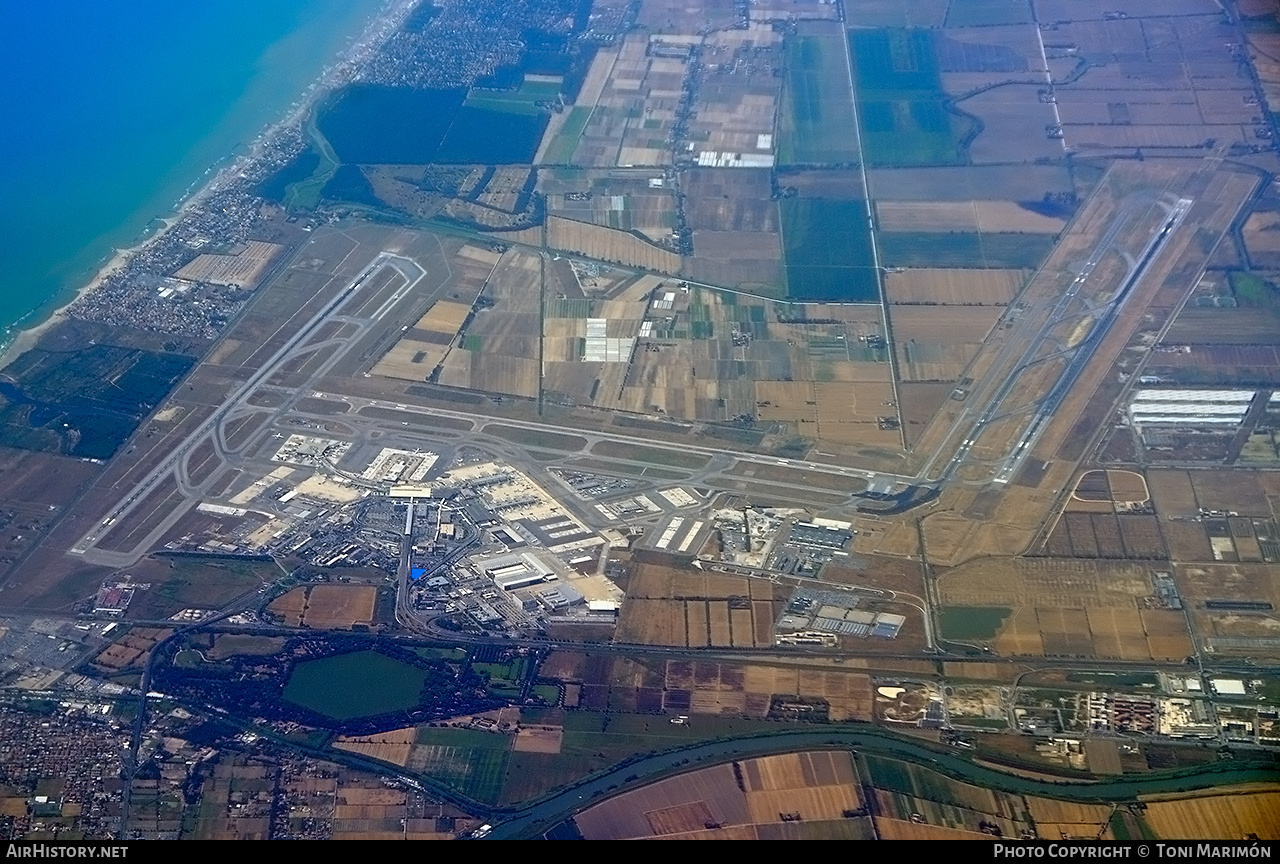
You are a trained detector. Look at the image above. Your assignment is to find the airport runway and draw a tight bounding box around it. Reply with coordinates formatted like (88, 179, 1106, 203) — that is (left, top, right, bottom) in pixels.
(70, 185, 1199, 569)
(71, 249, 436, 566)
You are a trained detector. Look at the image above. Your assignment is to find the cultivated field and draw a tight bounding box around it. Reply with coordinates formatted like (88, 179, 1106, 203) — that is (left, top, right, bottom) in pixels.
(891, 304, 1002, 382)
(1025, 797, 1114, 839)
(884, 268, 1026, 305)
(864, 753, 1035, 837)
(937, 557, 1192, 660)
(543, 168, 679, 243)
(617, 563, 785, 650)
(267, 584, 378, 630)
(574, 750, 862, 839)
(544, 285, 901, 453)
(547, 216, 681, 272)
(777, 21, 861, 164)
(1047, 7, 1260, 158)
(370, 244, 499, 382)
(333, 726, 417, 767)
(439, 249, 543, 398)
(1141, 790, 1280, 840)
(876, 201, 1066, 234)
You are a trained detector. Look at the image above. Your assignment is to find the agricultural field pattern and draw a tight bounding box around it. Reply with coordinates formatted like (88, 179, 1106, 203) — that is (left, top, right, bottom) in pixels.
(3, 0, 1280, 843)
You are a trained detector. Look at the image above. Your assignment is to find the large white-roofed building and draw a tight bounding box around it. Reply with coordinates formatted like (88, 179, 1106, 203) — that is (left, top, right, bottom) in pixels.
(1127, 388, 1257, 431)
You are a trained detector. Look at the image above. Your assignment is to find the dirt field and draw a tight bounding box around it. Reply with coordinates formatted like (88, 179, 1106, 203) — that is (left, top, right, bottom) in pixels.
(548, 217, 682, 273)
(1188, 470, 1272, 516)
(738, 664, 873, 721)
(885, 268, 1026, 305)
(333, 727, 417, 767)
(267, 584, 378, 630)
(303, 585, 378, 629)
(1147, 469, 1199, 515)
(876, 201, 1066, 234)
(1070, 470, 1149, 508)
(939, 557, 1191, 659)
(618, 564, 783, 649)
(1175, 562, 1280, 659)
(891, 304, 1003, 381)
(1026, 798, 1113, 828)
(267, 587, 307, 627)
(617, 598, 688, 646)
(512, 725, 564, 754)
(1142, 790, 1280, 840)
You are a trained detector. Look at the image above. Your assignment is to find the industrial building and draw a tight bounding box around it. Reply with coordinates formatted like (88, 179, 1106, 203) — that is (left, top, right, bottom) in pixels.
(1127, 388, 1257, 430)
(473, 550, 559, 591)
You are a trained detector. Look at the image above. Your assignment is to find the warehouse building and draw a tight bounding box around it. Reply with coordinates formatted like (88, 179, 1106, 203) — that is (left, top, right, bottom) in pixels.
(1127, 388, 1256, 430)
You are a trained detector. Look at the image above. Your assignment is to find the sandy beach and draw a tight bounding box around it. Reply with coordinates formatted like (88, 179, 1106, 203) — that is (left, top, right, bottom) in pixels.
(0, 0, 414, 374)
(0, 221, 174, 372)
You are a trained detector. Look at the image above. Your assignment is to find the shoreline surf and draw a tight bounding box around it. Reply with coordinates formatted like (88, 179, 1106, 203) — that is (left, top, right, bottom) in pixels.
(0, 0, 396, 369)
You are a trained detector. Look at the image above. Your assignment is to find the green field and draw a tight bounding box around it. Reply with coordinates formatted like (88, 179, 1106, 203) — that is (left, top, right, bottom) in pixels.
(473, 657, 529, 697)
(779, 25, 862, 164)
(940, 606, 1012, 641)
(562, 457, 692, 481)
(878, 231, 1055, 269)
(532, 684, 561, 704)
(864, 753, 1023, 812)
(960, 717, 1011, 729)
(413, 726, 512, 803)
(591, 441, 710, 470)
(850, 29, 973, 167)
(780, 198, 880, 301)
(1065, 671, 1159, 688)
(132, 557, 274, 619)
(495, 711, 780, 804)
(208, 635, 285, 660)
(542, 106, 592, 164)
(283, 650, 427, 721)
(1229, 270, 1280, 307)
(412, 646, 468, 662)
(465, 78, 562, 116)
(482, 424, 587, 451)
(499, 750, 598, 804)
(945, 0, 1033, 26)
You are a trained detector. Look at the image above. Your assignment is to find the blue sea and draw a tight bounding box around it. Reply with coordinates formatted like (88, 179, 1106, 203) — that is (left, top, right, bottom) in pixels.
(0, 0, 380, 342)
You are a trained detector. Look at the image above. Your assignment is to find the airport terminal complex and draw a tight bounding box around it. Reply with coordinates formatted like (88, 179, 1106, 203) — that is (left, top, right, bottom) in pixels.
(1, 0, 1280, 840)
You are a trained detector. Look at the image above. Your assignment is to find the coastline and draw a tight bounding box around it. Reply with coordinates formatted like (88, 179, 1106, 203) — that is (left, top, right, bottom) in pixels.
(0, 218, 177, 371)
(0, 0, 415, 374)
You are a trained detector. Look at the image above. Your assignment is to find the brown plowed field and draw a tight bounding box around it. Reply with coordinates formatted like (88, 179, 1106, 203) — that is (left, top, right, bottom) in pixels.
(885, 268, 1026, 305)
